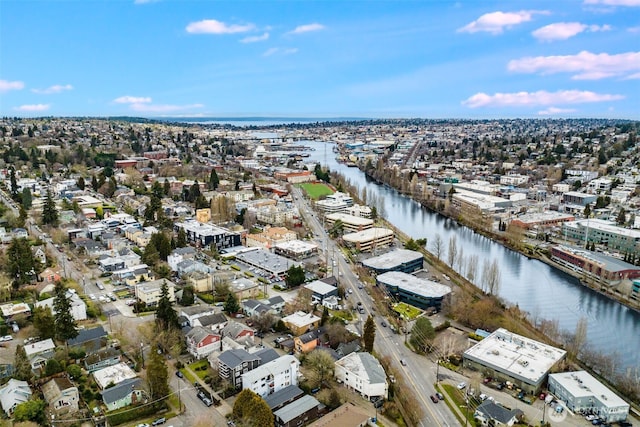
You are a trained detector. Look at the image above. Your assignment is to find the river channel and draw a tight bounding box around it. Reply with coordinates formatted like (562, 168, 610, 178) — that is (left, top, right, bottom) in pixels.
(304, 141, 639, 375)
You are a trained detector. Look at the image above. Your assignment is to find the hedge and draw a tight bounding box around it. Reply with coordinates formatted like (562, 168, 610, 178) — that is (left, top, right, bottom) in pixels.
(106, 401, 167, 426)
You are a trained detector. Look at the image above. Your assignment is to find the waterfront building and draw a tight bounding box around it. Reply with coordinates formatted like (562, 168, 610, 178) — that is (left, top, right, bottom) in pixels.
(362, 249, 424, 274)
(548, 371, 629, 423)
(463, 328, 566, 394)
(550, 245, 640, 282)
(342, 227, 394, 252)
(375, 271, 450, 311)
(560, 219, 640, 254)
(325, 213, 373, 233)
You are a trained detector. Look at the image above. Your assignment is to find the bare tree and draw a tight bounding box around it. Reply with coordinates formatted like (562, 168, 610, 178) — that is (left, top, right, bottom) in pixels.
(486, 259, 501, 295)
(431, 233, 444, 260)
(456, 247, 465, 272)
(447, 235, 458, 267)
(466, 254, 478, 282)
(570, 316, 588, 358)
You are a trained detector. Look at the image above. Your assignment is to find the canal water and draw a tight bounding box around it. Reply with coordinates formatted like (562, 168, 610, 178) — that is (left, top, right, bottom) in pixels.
(305, 141, 639, 375)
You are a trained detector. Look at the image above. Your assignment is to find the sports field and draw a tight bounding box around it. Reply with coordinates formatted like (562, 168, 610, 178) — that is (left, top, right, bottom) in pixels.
(393, 302, 422, 320)
(299, 182, 334, 199)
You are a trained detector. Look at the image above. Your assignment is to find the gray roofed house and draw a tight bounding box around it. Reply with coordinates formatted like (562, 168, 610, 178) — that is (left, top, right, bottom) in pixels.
(335, 352, 388, 400)
(336, 340, 361, 357)
(242, 299, 273, 317)
(84, 347, 121, 372)
(264, 385, 305, 410)
(274, 394, 322, 427)
(0, 379, 32, 416)
(101, 377, 146, 412)
(254, 347, 279, 364)
(267, 295, 285, 313)
(193, 312, 228, 331)
(180, 305, 217, 326)
(67, 325, 107, 353)
(222, 320, 254, 343)
(217, 348, 262, 388)
(185, 326, 221, 359)
(474, 401, 522, 426)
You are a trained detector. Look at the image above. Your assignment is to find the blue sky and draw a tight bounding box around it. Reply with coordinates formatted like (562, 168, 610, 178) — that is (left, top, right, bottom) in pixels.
(1, 0, 639, 119)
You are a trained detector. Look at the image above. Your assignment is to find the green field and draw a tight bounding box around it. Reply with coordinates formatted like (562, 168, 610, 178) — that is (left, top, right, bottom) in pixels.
(393, 302, 422, 320)
(299, 182, 334, 199)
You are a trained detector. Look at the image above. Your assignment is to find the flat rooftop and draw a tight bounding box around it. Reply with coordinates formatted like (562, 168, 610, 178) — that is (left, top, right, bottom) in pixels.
(304, 280, 337, 296)
(377, 271, 451, 299)
(464, 328, 566, 385)
(325, 212, 373, 226)
(549, 371, 628, 409)
(343, 227, 394, 243)
(274, 240, 318, 253)
(236, 249, 299, 274)
(362, 249, 423, 269)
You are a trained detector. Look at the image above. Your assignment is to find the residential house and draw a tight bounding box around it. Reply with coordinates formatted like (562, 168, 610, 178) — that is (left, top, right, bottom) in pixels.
(216, 348, 262, 388)
(321, 295, 340, 310)
(336, 341, 361, 358)
(294, 330, 322, 354)
(39, 267, 62, 285)
(304, 280, 338, 305)
(245, 226, 297, 249)
(184, 270, 213, 292)
(180, 305, 217, 327)
(474, 401, 522, 426)
(167, 247, 197, 271)
(241, 355, 300, 398)
(264, 385, 305, 411)
(242, 299, 273, 318)
(282, 311, 321, 336)
(274, 395, 323, 427)
(36, 289, 87, 321)
(135, 279, 176, 306)
(84, 347, 121, 373)
(31, 245, 47, 266)
(193, 312, 228, 332)
(101, 378, 146, 411)
(309, 403, 369, 427)
(230, 278, 260, 301)
(334, 352, 388, 401)
(185, 326, 221, 359)
(67, 325, 107, 354)
(0, 379, 32, 416)
(0, 302, 31, 320)
(222, 320, 255, 343)
(267, 296, 286, 313)
(92, 362, 137, 390)
(42, 377, 79, 414)
(24, 338, 56, 370)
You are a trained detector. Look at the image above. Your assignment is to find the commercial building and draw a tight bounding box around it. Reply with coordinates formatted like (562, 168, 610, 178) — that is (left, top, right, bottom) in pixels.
(304, 279, 339, 304)
(463, 328, 566, 394)
(241, 355, 300, 398)
(362, 249, 424, 274)
(236, 249, 300, 277)
(561, 191, 597, 206)
(342, 228, 394, 252)
(245, 226, 297, 249)
(550, 245, 640, 282)
(509, 211, 575, 230)
(325, 213, 373, 233)
(548, 371, 629, 423)
(376, 271, 451, 311)
(274, 240, 319, 260)
(335, 352, 388, 401)
(560, 219, 640, 254)
(174, 219, 241, 251)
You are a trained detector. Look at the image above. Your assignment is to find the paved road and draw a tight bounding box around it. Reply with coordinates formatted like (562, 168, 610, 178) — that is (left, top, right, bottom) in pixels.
(291, 186, 460, 427)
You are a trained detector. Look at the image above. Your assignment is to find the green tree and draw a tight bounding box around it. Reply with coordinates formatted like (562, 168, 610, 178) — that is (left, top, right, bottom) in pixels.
(13, 399, 46, 424)
(209, 169, 220, 190)
(410, 317, 435, 353)
(284, 265, 305, 288)
(321, 306, 329, 326)
(77, 176, 85, 190)
(54, 282, 79, 342)
(155, 281, 178, 330)
(583, 203, 591, 218)
(13, 345, 33, 382)
(404, 238, 420, 251)
(66, 363, 82, 379)
(7, 238, 36, 287)
(363, 315, 376, 353)
(306, 349, 335, 388)
(232, 389, 274, 427)
(616, 208, 627, 225)
(20, 187, 32, 210)
(45, 358, 63, 376)
(32, 306, 55, 340)
(42, 188, 59, 225)
(142, 241, 160, 266)
(329, 220, 344, 238)
(146, 349, 169, 400)
(91, 175, 99, 191)
(9, 167, 18, 199)
(181, 286, 195, 306)
(176, 228, 187, 248)
(149, 232, 172, 260)
(224, 292, 240, 315)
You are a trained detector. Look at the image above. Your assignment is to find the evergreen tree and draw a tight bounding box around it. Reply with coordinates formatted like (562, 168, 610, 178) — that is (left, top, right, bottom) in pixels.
(147, 349, 169, 400)
(13, 345, 33, 382)
(53, 282, 78, 342)
(209, 168, 220, 190)
(363, 315, 376, 353)
(142, 243, 160, 266)
(224, 292, 240, 315)
(32, 306, 55, 340)
(21, 188, 32, 210)
(616, 208, 626, 225)
(583, 203, 591, 218)
(9, 167, 18, 199)
(42, 188, 59, 225)
(284, 265, 305, 288)
(321, 306, 329, 326)
(232, 389, 274, 426)
(149, 232, 172, 260)
(155, 281, 178, 330)
(76, 176, 85, 190)
(180, 286, 195, 306)
(7, 238, 36, 287)
(163, 180, 170, 196)
(176, 228, 187, 248)
(410, 317, 435, 353)
(91, 175, 99, 191)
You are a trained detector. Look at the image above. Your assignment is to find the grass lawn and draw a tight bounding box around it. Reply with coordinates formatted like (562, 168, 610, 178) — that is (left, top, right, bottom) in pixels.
(180, 368, 197, 384)
(440, 383, 477, 426)
(298, 182, 334, 199)
(392, 302, 422, 320)
(188, 360, 210, 380)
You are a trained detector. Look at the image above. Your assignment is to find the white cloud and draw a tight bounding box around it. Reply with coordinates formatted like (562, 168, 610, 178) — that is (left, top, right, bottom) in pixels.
(14, 104, 50, 112)
(134, 0, 160, 4)
(624, 72, 640, 79)
(240, 32, 269, 43)
(507, 50, 640, 79)
(288, 23, 325, 34)
(462, 90, 624, 108)
(584, 0, 640, 6)
(458, 10, 548, 35)
(628, 26, 640, 32)
(113, 96, 152, 104)
(0, 79, 25, 93)
(262, 47, 298, 57)
(186, 19, 254, 34)
(31, 84, 73, 95)
(538, 107, 577, 115)
(129, 103, 204, 113)
(532, 22, 611, 41)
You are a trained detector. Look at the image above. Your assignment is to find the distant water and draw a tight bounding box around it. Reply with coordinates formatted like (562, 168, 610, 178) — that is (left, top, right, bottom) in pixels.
(189, 120, 316, 127)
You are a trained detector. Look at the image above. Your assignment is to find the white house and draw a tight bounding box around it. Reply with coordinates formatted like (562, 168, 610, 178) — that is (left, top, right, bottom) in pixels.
(241, 355, 300, 398)
(0, 379, 32, 416)
(24, 338, 56, 370)
(334, 352, 388, 400)
(35, 289, 87, 321)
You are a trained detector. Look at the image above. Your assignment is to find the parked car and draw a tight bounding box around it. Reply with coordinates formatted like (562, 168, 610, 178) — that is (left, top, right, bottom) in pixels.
(436, 392, 444, 400)
(381, 321, 387, 327)
(0, 335, 13, 342)
(457, 382, 467, 390)
(430, 395, 439, 403)
(400, 359, 407, 366)
(175, 370, 184, 378)
(152, 418, 166, 426)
